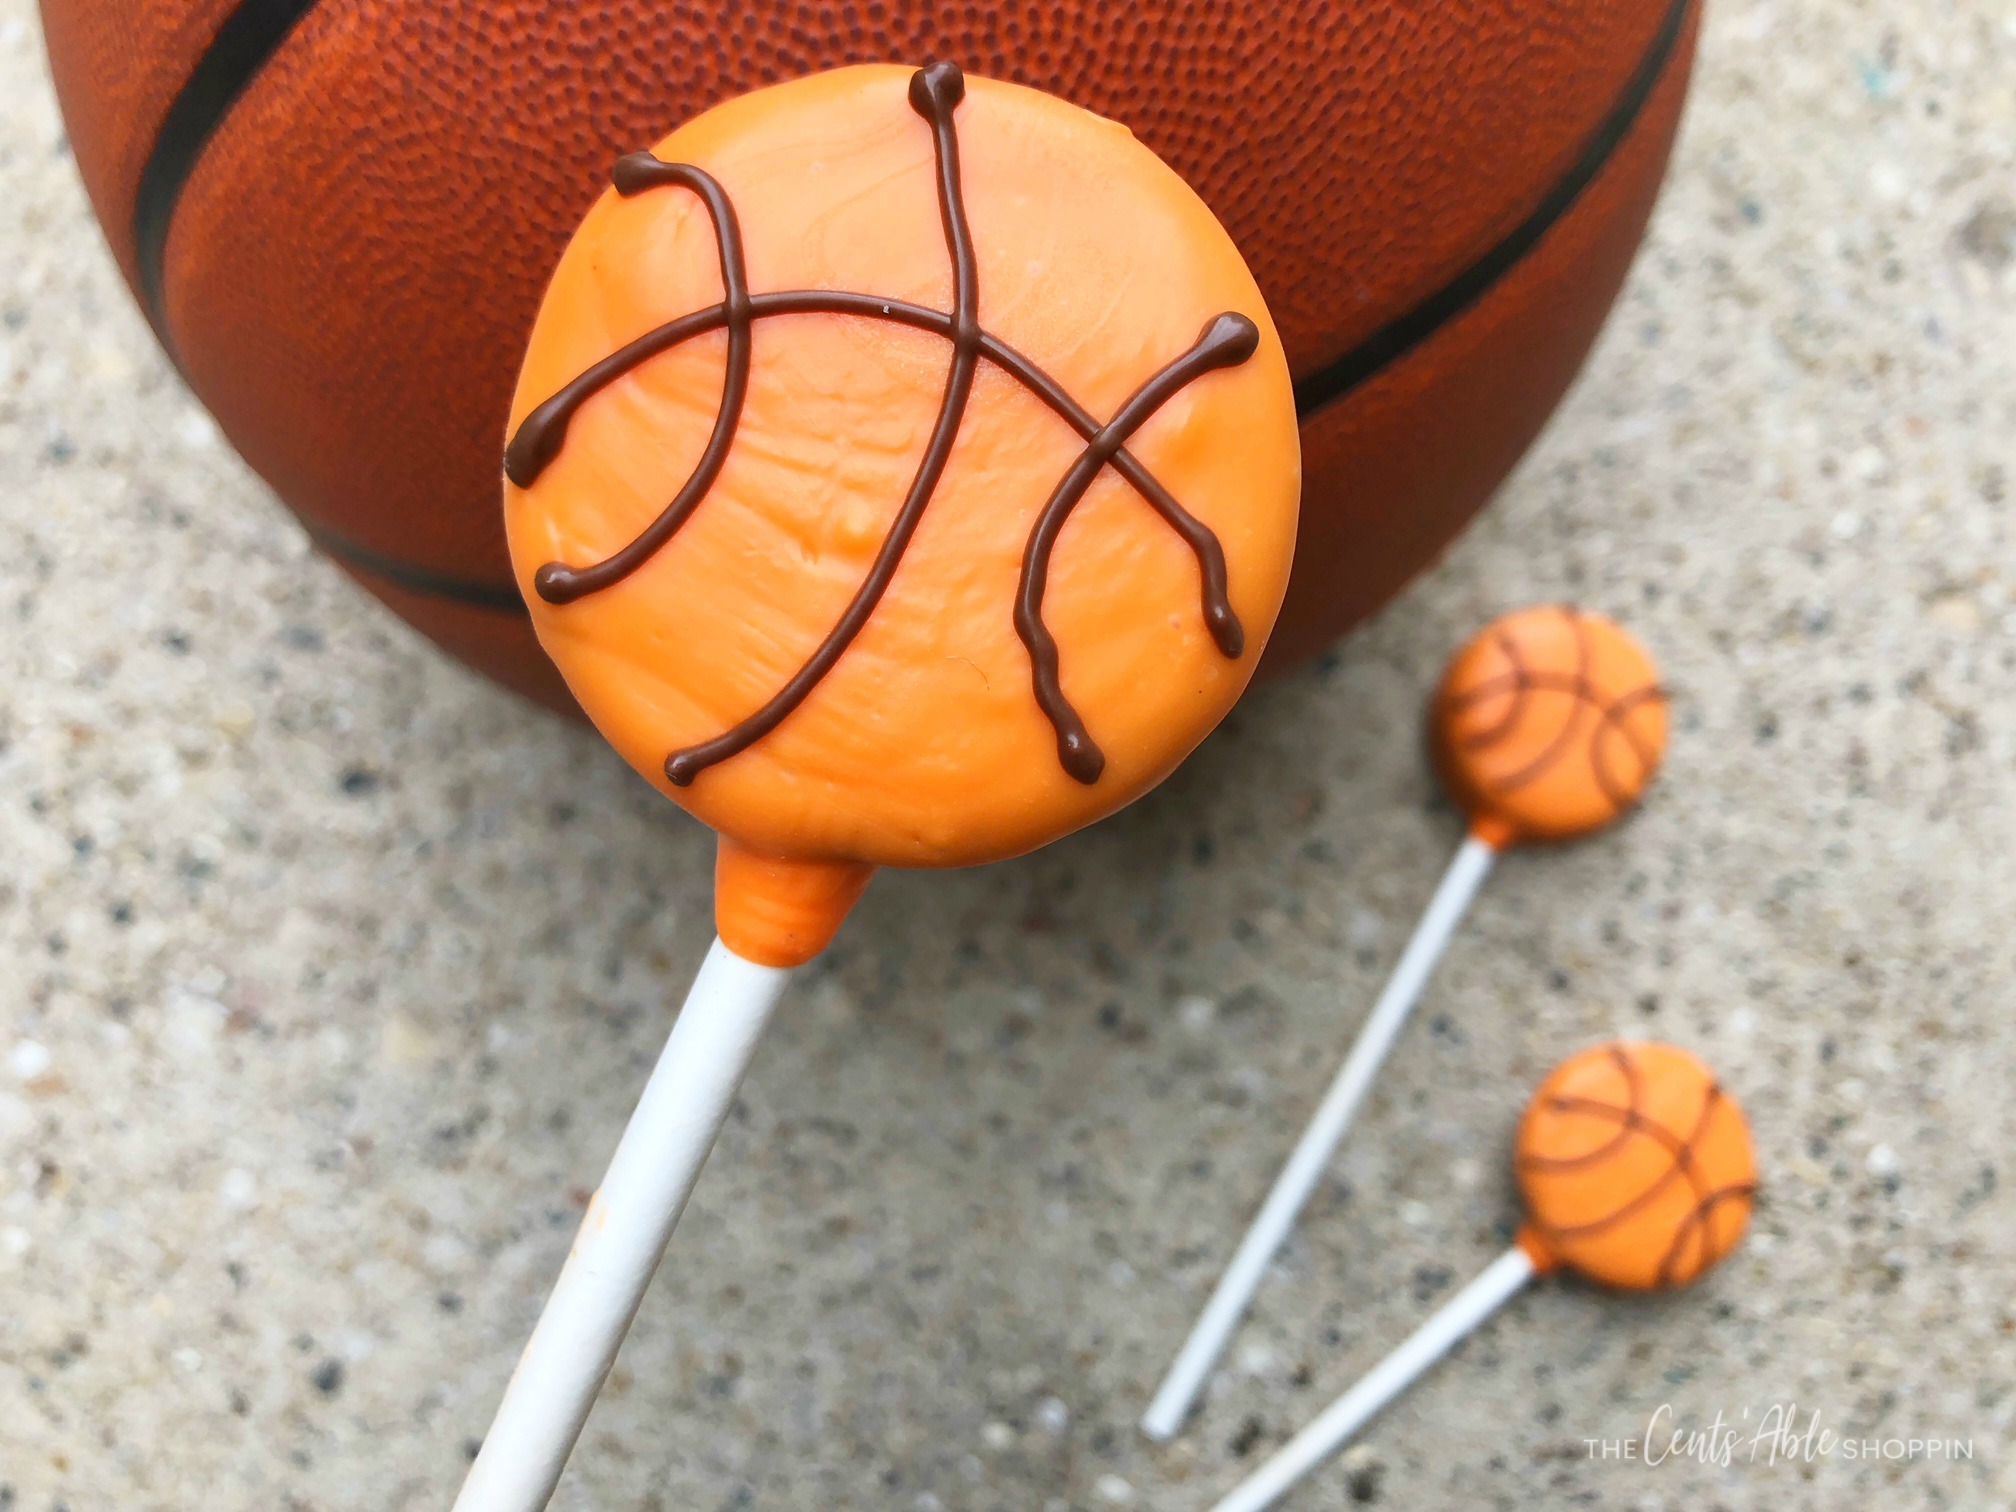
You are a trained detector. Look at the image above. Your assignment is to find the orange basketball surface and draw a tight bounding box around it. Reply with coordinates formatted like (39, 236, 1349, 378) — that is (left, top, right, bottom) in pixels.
(1515, 1041, 1756, 1291)
(39, 0, 1700, 709)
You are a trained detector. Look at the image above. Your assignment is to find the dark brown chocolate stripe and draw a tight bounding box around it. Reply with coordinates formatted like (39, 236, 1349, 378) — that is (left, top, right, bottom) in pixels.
(520, 159, 753, 605)
(507, 62, 1255, 786)
(662, 60, 983, 786)
(1015, 312, 1258, 782)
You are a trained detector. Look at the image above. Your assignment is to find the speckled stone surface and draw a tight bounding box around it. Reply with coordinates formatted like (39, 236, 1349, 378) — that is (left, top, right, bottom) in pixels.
(3, 3, 2013, 1509)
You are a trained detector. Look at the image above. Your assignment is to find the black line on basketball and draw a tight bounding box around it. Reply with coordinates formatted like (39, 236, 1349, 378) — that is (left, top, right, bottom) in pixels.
(1291, 0, 1692, 418)
(133, 0, 325, 341)
(307, 524, 528, 612)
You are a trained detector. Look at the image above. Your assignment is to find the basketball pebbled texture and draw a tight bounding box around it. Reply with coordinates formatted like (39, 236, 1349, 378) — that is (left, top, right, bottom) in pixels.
(40, 0, 1700, 712)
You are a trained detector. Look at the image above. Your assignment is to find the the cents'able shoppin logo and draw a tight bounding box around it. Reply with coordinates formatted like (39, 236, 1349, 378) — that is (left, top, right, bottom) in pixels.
(1586, 1403, 1976, 1468)
(506, 62, 1258, 789)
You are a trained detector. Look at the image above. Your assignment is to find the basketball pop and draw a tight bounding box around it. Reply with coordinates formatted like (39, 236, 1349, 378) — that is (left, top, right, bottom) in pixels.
(1144, 605, 1672, 1437)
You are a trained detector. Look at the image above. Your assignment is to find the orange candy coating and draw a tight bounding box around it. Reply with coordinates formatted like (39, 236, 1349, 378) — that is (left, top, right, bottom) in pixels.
(504, 65, 1300, 965)
(1433, 605, 1667, 848)
(1514, 1041, 1755, 1291)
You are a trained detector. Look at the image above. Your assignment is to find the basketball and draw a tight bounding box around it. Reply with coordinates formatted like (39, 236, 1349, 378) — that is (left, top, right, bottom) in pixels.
(1514, 1041, 1756, 1291)
(1434, 604, 1668, 844)
(39, 0, 1699, 713)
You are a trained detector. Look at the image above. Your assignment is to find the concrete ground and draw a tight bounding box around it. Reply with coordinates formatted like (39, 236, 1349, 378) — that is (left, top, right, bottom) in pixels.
(2, 1, 2013, 1509)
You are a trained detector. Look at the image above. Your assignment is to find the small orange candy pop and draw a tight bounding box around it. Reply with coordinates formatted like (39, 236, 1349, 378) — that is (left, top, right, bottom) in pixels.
(1209, 1041, 1757, 1512)
(1434, 603, 1669, 850)
(462, 61, 1300, 1512)
(1143, 606, 1670, 1439)
(1515, 1040, 1756, 1290)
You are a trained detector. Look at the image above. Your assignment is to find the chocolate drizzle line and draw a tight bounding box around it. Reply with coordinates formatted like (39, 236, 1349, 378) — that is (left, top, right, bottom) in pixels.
(529, 158, 753, 606)
(1017, 313, 1257, 781)
(506, 61, 1257, 787)
(663, 61, 982, 787)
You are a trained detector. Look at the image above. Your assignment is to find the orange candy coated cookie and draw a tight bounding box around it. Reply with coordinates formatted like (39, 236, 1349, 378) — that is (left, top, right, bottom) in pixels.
(1514, 1041, 1756, 1291)
(1433, 605, 1668, 848)
(504, 63, 1299, 965)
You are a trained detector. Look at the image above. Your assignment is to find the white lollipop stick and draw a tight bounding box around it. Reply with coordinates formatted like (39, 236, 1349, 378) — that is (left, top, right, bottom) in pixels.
(1142, 832, 1498, 1439)
(454, 938, 793, 1512)
(1207, 1245, 1536, 1512)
